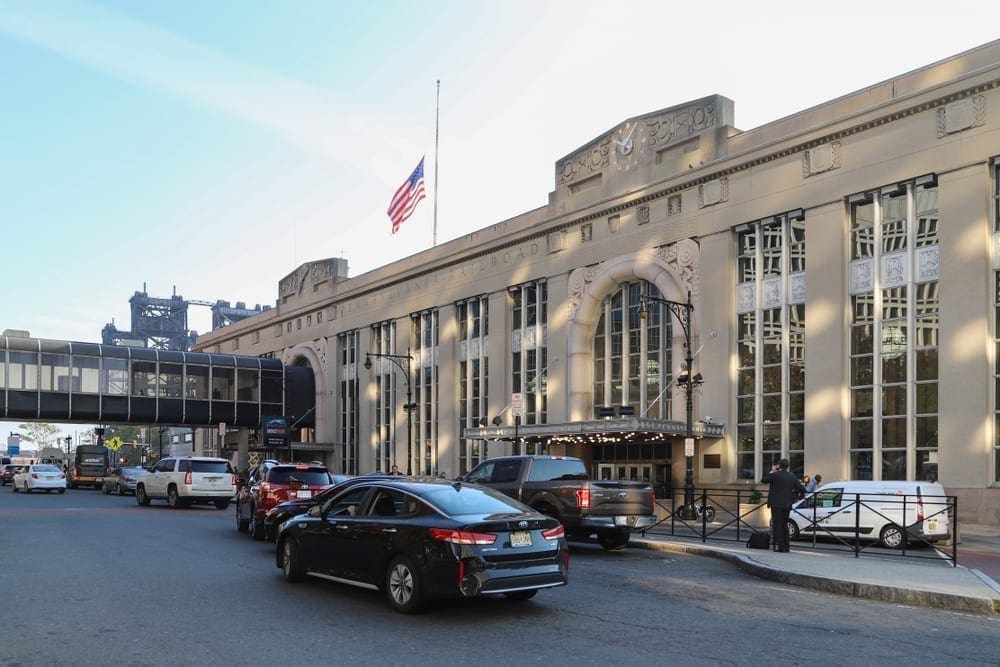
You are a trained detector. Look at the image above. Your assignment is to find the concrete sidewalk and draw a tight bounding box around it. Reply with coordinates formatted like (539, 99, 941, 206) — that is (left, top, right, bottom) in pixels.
(632, 525, 1000, 615)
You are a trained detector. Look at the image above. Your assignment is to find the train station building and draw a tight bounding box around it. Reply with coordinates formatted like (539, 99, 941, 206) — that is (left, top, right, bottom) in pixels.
(193, 41, 1000, 523)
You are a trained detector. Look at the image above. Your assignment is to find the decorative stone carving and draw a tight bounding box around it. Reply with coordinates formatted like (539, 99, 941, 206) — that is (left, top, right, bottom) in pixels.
(915, 245, 939, 283)
(608, 214, 621, 234)
(698, 178, 729, 207)
(737, 282, 755, 314)
(315, 338, 327, 368)
(762, 277, 782, 309)
(668, 195, 682, 216)
(637, 205, 650, 226)
(548, 230, 567, 253)
(644, 101, 718, 150)
(850, 258, 874, 294)
(511, 328, 522, 354)
(566, 239, 701, 322)
(802, 141, 842, 177)
(937, 96, 985, 137)
(567, 264, 607, 322)
(881, 251, 907, 288)
(789, 272, 806, 304)
(556, 97, 721, 185)
(524, 325, 537, 349)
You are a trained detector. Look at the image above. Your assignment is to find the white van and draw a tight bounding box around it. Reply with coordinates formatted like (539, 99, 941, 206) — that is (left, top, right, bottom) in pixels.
(787, 480, 950, 549)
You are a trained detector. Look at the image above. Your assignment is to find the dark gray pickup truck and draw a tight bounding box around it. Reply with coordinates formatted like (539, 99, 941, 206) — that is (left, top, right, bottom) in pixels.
(459, 455, 656, 550)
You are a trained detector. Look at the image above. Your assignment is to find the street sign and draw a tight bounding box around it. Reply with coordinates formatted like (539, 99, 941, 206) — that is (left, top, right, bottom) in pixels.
(511, 393, 525, 418)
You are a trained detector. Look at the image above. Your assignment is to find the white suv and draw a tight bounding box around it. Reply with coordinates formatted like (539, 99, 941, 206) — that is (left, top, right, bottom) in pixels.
(136, 457, 236, 509)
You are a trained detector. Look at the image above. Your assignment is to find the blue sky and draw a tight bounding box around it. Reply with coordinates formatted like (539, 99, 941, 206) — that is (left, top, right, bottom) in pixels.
(1, 0, 997, 442)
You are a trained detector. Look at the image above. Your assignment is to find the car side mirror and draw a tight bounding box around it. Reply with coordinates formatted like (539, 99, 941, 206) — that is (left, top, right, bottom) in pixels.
(454, 475, 466, 483)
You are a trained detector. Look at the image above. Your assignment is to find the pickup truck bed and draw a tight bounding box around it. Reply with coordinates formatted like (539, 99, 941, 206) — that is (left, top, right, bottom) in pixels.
(460, 455, 656, 550)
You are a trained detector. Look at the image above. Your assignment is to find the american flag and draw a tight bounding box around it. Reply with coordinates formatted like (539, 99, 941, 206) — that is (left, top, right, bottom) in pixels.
(387, 157, 427, 234)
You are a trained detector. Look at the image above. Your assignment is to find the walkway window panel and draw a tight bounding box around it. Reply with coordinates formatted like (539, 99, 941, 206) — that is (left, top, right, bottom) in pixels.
(159, 363, 183, 398)
(70, 355, 101, 421)
(72, 356, 100, 394)
(40, 353, 71, 392)
(212, 366, 234, 401)
(186, 365, 209, 399)
(8, 350, 38, 390)
(131, 361, 157, 397)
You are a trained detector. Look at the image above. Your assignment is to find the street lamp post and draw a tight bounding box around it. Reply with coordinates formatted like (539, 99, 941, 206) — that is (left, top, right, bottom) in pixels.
(64, 436, 72, 469)
(638, 290, 702, 517)
(364, 349, 416, 475)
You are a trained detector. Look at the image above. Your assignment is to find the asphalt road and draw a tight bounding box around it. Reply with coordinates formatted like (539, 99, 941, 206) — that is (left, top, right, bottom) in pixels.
(1, 488, 997, 666)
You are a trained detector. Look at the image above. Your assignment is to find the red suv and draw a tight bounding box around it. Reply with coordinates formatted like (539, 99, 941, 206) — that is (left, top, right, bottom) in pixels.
(236, 463, 334, 540)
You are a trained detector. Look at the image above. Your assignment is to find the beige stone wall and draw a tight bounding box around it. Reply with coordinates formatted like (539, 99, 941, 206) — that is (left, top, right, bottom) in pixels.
(194, 42, 1000, 521)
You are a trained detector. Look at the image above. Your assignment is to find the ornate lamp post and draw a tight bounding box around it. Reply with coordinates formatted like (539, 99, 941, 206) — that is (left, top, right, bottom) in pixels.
(364, 349, 417, 475)
(638, 290, 703, 517)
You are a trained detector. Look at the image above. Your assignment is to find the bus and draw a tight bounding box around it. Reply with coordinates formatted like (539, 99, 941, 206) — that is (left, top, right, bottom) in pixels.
(68, 445, 110, 489)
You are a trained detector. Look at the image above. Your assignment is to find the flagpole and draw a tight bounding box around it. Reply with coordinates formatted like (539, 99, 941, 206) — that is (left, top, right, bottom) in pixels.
(433, 79, 440, 247)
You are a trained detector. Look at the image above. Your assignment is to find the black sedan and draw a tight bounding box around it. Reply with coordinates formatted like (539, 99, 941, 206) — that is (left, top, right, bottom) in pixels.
(275, 478, 568, 613)
(262, 473, 392, 541)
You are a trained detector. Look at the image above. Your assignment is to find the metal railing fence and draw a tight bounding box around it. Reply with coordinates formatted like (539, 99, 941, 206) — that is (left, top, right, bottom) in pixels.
(641, 487, 958, 566)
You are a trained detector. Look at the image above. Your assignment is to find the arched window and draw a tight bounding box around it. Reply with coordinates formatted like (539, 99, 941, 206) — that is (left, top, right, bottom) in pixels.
(592, 281, 672, 419)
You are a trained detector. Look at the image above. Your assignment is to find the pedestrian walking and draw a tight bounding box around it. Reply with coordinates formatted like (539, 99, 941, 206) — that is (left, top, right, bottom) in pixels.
(761, 459, 807, 553)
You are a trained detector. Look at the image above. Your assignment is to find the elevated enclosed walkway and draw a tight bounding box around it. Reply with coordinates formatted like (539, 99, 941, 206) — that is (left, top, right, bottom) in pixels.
(0, 335, 314, 428)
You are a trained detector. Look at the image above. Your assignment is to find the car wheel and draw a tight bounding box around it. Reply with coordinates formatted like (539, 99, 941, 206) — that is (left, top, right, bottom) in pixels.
(386, 556, 423, 613)
(504, 589, 538, 601)
(281, 538, 306, 582)
(135, 485, 151, 506)
(236, 505, 249, 532)
(597, 529, 630, 551)
(250, 508, 264, 541)
(214, 499, 230, 510)
(167, 486, 182, 509)
(879, 524, 905, 549)
(786, 519, 800, 541)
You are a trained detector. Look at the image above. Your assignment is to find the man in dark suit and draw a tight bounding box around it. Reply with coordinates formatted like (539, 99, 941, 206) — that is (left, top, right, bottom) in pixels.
(761, 459, 807, 552)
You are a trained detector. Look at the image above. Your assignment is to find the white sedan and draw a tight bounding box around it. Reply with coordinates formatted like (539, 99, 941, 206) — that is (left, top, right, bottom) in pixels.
(12, 464, 67, 494)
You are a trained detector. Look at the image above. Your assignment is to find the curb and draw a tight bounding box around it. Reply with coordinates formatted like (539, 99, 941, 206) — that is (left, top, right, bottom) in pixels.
(632, 538, 1000, 616)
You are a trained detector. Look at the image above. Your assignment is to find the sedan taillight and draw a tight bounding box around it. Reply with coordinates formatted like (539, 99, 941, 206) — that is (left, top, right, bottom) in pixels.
(429, 528, 497, 545)
(541, 525, 565, 540)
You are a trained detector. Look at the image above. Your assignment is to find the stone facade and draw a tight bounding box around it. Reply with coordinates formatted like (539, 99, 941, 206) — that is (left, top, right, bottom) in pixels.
(194, 42, 1000, 524)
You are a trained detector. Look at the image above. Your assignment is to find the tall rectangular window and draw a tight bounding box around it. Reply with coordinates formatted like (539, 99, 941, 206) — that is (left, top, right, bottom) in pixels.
(735, 212, 806, 479)
(993, 159, 1000, 484)
(339, 331, 359, 475)
(511, 280, 548, 455)
(849, 179, 938, 481)
(458, 296, 489, 475)
(413, 311, 439, 475)
(372, 322, 396, 473)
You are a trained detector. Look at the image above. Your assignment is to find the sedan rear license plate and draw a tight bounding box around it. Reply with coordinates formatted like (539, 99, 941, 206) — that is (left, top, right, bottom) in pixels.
(510, 531, 532, 547)
(296, 490, 312, 499)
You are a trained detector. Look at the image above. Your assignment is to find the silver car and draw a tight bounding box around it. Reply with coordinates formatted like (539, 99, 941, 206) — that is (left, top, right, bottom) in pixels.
(101, 467, 148, 496)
